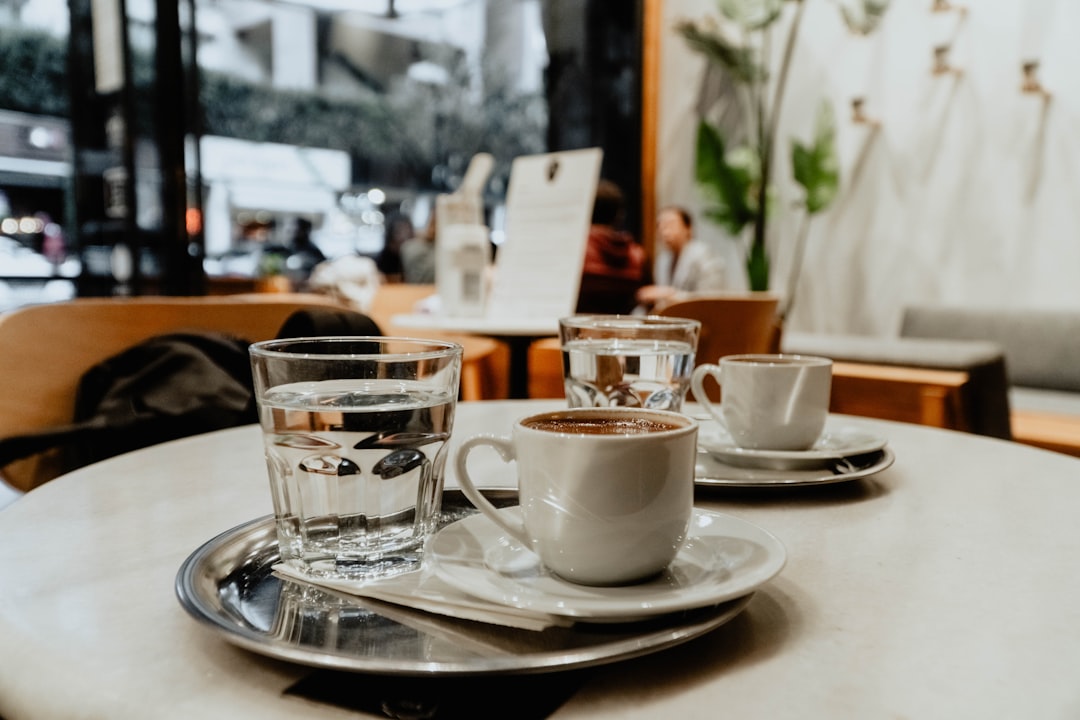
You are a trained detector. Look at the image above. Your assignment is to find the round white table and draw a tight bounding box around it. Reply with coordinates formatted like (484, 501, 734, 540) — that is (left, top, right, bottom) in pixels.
(2, 400, 1080, 719)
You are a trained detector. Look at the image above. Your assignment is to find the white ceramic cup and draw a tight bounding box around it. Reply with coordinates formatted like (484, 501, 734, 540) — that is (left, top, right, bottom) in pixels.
(454, 407, 698, 586)
(691, 354, 833, 451)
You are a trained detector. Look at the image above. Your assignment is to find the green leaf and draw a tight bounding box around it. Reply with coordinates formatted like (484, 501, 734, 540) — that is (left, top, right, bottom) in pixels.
(694, 121, 757, 235)
(718, 0, 785, 32)
(674, 20, 762, 84)
(791, 101, 840, 214)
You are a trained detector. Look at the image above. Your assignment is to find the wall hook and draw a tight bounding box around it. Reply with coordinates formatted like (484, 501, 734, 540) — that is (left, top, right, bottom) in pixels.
(932, 45, 962, 77)
(931, 0, 967, 16)
(1021, 60, 1051, 101)
(851, 97, 880, 127)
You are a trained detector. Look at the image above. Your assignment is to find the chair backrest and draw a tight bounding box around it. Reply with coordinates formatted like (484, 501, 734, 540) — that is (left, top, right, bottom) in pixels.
(0, 293, 354, 491)
(368, 283, 438, 333)
(366, 283, 509, 400)
(656, 292, 781, 362)
(656, 293, 781, 402)
(0, 291, 509, 492)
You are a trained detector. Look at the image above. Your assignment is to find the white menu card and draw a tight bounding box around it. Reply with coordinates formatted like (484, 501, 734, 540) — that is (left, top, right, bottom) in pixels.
(485, 148, 603, 322)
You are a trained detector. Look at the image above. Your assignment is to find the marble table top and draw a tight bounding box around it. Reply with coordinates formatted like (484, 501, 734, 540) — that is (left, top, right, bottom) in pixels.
(2, 400, 1079, 719)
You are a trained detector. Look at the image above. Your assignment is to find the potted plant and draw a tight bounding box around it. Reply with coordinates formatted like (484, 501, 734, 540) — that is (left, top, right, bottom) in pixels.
(676, 0, 890, 314)
(256, 253, 292, 293)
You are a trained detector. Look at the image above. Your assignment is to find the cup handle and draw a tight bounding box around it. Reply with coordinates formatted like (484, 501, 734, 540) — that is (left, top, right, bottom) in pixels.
(691, 363, 724, 420)
(454, 435, 531, 547)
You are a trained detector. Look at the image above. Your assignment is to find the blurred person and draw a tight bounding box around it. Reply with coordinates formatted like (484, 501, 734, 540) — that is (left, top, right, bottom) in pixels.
(309, 255, 382, 313)
(256, 219, 290, 278)
(40, 214, 67, 268)
(576, 179, 650, 315)
(375, 212, 413, 283)
(283, 218, 326, 289)
(400, 213, 437, 284)
(636, 205, 726, 312)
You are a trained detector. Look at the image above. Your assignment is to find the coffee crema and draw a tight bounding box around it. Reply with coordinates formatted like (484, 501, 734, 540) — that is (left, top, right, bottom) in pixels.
(524, 416, 681, 435)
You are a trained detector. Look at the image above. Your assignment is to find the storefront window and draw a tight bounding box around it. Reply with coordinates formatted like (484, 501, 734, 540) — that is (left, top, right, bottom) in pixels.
(1, 0, 643, 300)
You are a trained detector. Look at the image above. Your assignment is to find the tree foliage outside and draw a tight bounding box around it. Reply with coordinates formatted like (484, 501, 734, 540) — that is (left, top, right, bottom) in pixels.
(0, 27, 70, 117)
(0, 25, 547, 192)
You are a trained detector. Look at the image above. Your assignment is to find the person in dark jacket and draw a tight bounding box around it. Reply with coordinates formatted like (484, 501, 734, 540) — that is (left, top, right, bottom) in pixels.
(576, 179, 651, 315)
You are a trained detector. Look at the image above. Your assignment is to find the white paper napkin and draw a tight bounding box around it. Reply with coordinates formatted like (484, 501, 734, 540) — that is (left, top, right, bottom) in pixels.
(272, 562, 573, 632)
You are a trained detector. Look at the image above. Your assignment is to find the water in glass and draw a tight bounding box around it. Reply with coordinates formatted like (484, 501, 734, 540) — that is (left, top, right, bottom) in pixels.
(259, 378, 454, 579)
(562, 338, 695, 410)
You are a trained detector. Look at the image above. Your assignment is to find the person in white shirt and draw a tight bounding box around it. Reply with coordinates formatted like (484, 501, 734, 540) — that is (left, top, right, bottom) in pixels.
(636, 205, 726, 312)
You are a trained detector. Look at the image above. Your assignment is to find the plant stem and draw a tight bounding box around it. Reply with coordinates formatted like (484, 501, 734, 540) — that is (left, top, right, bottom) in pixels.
(757, 22, 770, 156)
(768, 1, 808, 149)
(780, 210, 811, 320)
(753, 0, 808, 286)
(740, 21, 760, 152)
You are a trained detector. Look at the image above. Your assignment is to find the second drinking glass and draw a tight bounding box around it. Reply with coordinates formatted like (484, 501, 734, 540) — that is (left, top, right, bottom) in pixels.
(558, 315, 700, 411)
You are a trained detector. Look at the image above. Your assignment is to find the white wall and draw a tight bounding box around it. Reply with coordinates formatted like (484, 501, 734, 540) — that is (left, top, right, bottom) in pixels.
(658, 0, 1080, 337)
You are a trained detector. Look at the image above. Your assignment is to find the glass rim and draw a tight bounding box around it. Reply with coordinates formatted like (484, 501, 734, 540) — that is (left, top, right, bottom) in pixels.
(249, 335, 464, 361)
(558, 314, 701, 330)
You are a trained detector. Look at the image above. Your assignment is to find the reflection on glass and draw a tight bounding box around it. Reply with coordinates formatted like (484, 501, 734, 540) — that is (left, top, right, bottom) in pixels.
(195, 0, 553, 273)
(1, 0, 642, 294)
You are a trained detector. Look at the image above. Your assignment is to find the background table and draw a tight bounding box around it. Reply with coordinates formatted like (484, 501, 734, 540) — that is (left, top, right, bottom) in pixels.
(2, 401, 1080, 719)
(392, 313, 558, 398)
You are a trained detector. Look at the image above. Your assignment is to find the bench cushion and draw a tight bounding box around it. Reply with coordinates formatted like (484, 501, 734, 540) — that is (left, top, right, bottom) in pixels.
(902, 305, 1080, 393)
(782, 331, 1011, 439)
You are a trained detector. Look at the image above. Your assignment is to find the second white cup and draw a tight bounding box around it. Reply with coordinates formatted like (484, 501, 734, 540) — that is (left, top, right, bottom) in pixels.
(691, 354, 832, 451)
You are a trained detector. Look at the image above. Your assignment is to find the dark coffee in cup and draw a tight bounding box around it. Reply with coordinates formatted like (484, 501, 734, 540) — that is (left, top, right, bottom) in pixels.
(523, 414, 682, 435)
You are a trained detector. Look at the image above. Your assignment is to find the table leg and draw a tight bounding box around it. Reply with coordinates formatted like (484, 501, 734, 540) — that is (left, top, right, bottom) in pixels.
(505, 336, 536, 399)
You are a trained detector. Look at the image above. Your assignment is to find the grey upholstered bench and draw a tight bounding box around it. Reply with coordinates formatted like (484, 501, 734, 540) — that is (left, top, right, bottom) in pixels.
(900, 305, 1080, 454)
(782, 305, 1080, 454)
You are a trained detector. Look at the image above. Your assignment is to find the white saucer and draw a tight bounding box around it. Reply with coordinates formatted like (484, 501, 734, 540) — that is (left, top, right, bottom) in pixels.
(696, 447, 895, 487)
(427, 508, 786, 622)
(698, 417, 888, 470)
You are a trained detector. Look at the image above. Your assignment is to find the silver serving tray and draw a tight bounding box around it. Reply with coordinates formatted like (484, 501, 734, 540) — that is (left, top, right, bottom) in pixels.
(175, 490, 753, 676)
(696, 448, 896, 487)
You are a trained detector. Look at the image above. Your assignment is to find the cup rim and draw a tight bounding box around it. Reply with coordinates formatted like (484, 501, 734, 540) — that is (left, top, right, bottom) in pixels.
(516, 407, 697, 439)
(249, 336, 464, 360)
(720, 353, 832, 367)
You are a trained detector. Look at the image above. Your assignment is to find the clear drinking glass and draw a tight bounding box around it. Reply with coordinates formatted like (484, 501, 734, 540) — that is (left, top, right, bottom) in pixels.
(559, 315, 700, 412)
(249, 336, 462, 581)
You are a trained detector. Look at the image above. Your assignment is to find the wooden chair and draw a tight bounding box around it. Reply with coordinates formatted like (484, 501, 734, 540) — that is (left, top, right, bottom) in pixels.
(0, 293, 503, 492)
(527, 336, 568, 399)
(366, 283, 510, 400)
(655, 293, 782, 365)
(367, 283, 440, 331)
(658, 293, 781, 402)
(652, 293, 781, 405)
